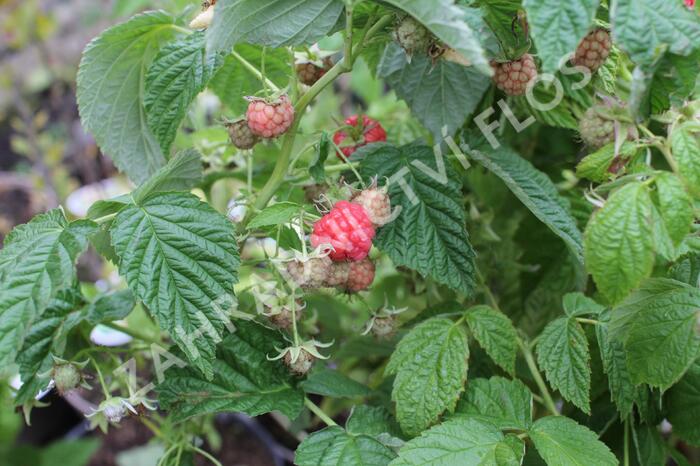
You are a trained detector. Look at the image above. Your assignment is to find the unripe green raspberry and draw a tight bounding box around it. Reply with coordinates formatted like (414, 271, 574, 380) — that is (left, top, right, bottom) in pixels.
(53, 363, 82, 394)
(393, 17, 431, 56)
(579, 107, 616, 149)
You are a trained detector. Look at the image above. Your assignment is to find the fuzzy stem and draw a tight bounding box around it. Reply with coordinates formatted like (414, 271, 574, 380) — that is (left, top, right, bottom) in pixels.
(304, 397, 338, 426)
(230, 50, 280, 92)
(518, 338, 559, 416)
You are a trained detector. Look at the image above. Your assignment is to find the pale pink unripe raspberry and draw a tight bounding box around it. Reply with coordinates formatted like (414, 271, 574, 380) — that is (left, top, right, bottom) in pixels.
(353, 188, 391, 227)
(345, 258, 375, 292)
(579, 107, 615, 149)
(572, 28, 611, 73)
(286, 256, 332, 288)
(324, 261, 350, 287)
(310, 201, 375, 262)
(246, 95, 295, 138)
(492, 54, 538, 96)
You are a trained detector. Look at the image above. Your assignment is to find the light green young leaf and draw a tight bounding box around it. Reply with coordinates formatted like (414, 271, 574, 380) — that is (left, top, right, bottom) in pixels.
(536, 317, 591, 413)
(85, 290, 136, 325)
(156, 321, 303, 420)
(624, 280, 700, 389)
(110, 192, 240, 378)
(207, 0, 343, 52)
(15, 288, 86, 405)
(0, 210, 95, 366)
(523, 0, 600, 73)
(611, 0, 700, 66)
(386, 318, 469, 436)
(652, 172, 694, 246)
(465, 305, 518, 374)
(455, 377, 533, 430)
(77, 11, 184, 184)
(382, 0, 491, 75)
(529, 416, 618, 466)
(296, 426, 397, 466)
(347, 405, 404, 440)
(465, 140, 584, 264)
(563, 292, 605, 317)
(576, 142, 638, 183)
(247, 202, 303, 230)
(666, 360, 700, 446)
(671, 123, 700, 198)
(596, 312, 636, 418)
(145, 31, 220, 154)
(584, 182, 654, 304)
(389, 418, 509, 466)
(378, 43, 491, 138)
(358, 142, 476, 295)
(300, 367, 372, 398)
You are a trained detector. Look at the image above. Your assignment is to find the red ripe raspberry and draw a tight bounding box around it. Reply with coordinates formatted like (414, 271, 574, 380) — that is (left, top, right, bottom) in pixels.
(492, 54, 538, 96)
(685, 0, 695, 9)
(310, 201, 375, 261)
(572, 29, 611, 73)
(226, 118, 258, 150)
(345, 258, 375, 292)
(286, 256, 332, 288)
(332, 115, 387, 159)
(353, 187, 391, 227)
(246, 95, 294, 138)
(324, 261, 350, 287)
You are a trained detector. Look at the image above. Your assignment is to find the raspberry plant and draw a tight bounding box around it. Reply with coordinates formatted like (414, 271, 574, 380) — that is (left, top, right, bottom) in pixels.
(2, 0, 700, 465)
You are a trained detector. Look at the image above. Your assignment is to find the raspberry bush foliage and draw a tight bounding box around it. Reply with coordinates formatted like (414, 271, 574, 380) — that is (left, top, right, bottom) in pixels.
(3, 0, 700, 464)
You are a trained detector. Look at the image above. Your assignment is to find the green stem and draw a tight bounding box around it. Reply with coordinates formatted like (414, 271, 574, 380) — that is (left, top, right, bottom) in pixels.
(103, 321, 160, 345)
(517, 338, 559, 416)
(230, 50, 280, 92)
(291, 288, 300, 346)
(344, 5, 354, 70)
(91, 357, 111, 398)
(304, 397, 338, 426)
(190, 446, 223, 466)
(624, 417, 630, 466)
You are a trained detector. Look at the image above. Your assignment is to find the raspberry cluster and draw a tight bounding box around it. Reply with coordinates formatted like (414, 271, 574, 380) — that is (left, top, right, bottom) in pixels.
(492, 54, 538, 96)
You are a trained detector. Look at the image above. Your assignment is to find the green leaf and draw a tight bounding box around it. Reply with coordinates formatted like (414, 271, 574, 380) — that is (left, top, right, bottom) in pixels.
(300, 367, 372, 398)
(455, 377, 533, 430)
(156, 321, 303, 420)
(207, 0, 344, 52)
(132, 149, 204, 203)
(595, 312, 635, 418)
(144, 31, 221, 154)
(77, 11, 183, 184)
(38, 438, 101, 466)
(358, 142, 476, 294)
(296, 426, 397, 466)
(0, 210, 95, 366)
(309, 132, 330, 183)
(523, 0, 600, 73)
(347, 405, 404, 440)
(584, 182, 654, 304)
(633, 423, 667, 466)
(381, 0, 491, 75)
(576, 142, 638, 183)
(247, 202, 302, 230)
(563, 292, 605, 317)
(671, 122, 700, 197)
(652, 172, 693, 246)
(536, 317, 591, 413)
(377, 42, 491, 138)
(465, 139, 584, 263)
(611, 0, 700, 66)
(666, 359, 700, 446)
(389, 418, 509, 465)
(529, 416, 618, 466)
(110, 192, 240, 377)
(85, 289, 136, 325)
(465, 305, 518, 374)
(623, 279, 700, 389)
(208, 45, 289, 114)
(385, 318, 469, 436)
(15, 288, 86, 405)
